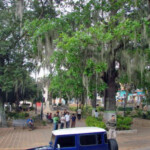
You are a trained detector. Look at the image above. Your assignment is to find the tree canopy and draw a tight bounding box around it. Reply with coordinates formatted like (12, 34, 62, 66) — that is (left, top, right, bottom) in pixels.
(0, 0, 150, 111)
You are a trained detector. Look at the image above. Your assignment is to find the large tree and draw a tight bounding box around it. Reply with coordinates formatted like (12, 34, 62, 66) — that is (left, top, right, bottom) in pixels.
(24, 0, 150, 111)
(0, 0, 42, 106)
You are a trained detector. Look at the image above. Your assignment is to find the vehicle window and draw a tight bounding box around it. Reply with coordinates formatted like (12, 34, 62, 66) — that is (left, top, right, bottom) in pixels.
(80, 135, 96, 146)
(97, 134, 102, 144)
(57, 136, 75, 148)
(104, 134, 108, 143)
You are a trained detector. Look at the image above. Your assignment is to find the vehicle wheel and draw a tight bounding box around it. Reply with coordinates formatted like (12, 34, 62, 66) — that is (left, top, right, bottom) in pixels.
(108, 139, 118, 150)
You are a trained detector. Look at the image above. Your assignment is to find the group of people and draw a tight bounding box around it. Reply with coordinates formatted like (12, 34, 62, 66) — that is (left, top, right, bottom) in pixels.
(51, 109, 79, 130)
(27, 109, 116, 140)
(46, 112, 53, 123)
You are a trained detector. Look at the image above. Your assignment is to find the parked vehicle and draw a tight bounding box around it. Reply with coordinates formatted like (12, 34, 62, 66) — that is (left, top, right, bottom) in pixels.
(28, 127, 118, 150)
(19, 101, 32, 111)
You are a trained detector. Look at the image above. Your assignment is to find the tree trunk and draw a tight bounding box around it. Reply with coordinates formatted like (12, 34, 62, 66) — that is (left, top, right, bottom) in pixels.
(91, 90, 97, 108)
(15, 90, 20, 111)
(0, 91, 6, 127)
(124, 90, 129, 117)
(104, 60, 118, 111)
(48, 92, 53, 105)
(81, 91, 86, 106)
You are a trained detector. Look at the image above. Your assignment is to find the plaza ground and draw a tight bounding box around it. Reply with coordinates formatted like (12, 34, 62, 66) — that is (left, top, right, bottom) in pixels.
(0, 119, 150, 150)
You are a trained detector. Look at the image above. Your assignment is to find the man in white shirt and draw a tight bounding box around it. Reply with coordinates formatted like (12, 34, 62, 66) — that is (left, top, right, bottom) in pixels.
(65, 112, 70, 128)
(77, 108, 82, 120)
(60, 114, 66, 129)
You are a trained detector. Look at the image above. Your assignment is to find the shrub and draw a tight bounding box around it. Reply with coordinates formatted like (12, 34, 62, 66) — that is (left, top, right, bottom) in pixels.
(30, 107, 34, 111)
(7, 112, 29, 119)
(86, 116, 106, 129)
(117, 107, 133, 111)
(7, 112, 17, 118)
(97, 106, 105, 112)
(69, 106, 77, 112)
(25, 113, 29, 117)
(82, 106, 93, 117)
(117, 115, 132, 130)
(137, 110, 143, 117)
(42, 120, 47, 126)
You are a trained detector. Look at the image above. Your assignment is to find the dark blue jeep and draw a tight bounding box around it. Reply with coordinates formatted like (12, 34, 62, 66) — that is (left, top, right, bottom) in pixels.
(28, 127, 118, 150)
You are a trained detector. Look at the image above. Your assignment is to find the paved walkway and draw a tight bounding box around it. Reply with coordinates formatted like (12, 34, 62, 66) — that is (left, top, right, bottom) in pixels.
(0, 119, 86, 150)
(1, 122, 150, 150)
(1, 104, 150, 150)
(117, 127, 150, 150)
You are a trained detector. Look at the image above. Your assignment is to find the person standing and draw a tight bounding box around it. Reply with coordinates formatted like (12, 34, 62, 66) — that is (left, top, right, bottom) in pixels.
(106, 115, 117, 139)
(94, 110, 99, 118)
(64, 109, 67, 115)
(71, 114, 76, 128)
(53, 114, 59, 130)
(60, 114, 66, 129)
(77, 108, 82, 120)
(65, 112, 70, 128)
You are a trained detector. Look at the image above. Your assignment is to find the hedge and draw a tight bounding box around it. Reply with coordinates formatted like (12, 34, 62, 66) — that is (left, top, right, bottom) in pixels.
(86, 116, 106, 129)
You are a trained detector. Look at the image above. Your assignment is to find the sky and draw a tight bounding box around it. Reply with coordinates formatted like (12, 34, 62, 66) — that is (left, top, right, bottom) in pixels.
(30, 68, 50, 79)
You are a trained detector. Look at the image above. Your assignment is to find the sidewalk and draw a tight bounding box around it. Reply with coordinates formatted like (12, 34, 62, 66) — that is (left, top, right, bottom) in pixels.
(0, 119, 86, 150)
(117, 127, 150, 150)
(1, 122, 150, 150)
(1, 103, 150, 150)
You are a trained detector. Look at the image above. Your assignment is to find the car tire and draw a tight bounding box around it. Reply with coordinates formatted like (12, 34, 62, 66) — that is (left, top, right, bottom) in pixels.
(108, 139, 118, 150)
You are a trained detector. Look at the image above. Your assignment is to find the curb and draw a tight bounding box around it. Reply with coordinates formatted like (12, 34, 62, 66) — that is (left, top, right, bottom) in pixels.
(116, 129, 137, 135)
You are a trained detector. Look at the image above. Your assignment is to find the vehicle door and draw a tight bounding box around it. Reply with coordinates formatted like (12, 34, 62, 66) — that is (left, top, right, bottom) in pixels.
(55, 135, 77, 150)
(78, 133, 107, 150)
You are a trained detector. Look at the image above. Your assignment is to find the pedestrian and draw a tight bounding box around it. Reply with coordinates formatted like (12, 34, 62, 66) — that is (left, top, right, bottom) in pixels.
(46, 113, 49, 120)
(52, 114, 59, 130)
(106, 115, 117, 139)
(65, 112, 70, 128)
(48, 113, 53, 123)
(57, 110, 60, 116)
(71, 114, 76, 128)
(60, 114, 66, 129)
(143, 105, 148, 119)
(77, 108, 82, 120)
(64, 109, 67, 115)
(94, 109, 99, 118)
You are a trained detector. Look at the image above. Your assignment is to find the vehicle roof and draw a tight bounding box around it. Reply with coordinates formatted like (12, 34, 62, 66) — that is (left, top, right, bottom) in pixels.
(52, 127, 106, 136)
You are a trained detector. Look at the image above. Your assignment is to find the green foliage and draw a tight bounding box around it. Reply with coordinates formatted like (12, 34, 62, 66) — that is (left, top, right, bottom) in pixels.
(84, 59, 107, 77)
(97, 106, 105, 112)
(86, 116, 106, 129)
(119, 74, 129, 84)
(0, 0, 42, 104)
(69, 106, 77, 112)
(82, 106, 93, 117)
(117, 107, 133, 111)
(42, 120, 47, 126)
(4, 0, 149, 111)
(117, 115, 133, 130)
(7, 112, 29, 119)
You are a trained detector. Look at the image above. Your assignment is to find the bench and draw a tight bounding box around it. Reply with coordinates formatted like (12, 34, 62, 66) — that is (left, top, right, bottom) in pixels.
(12, 119, 27, 129)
